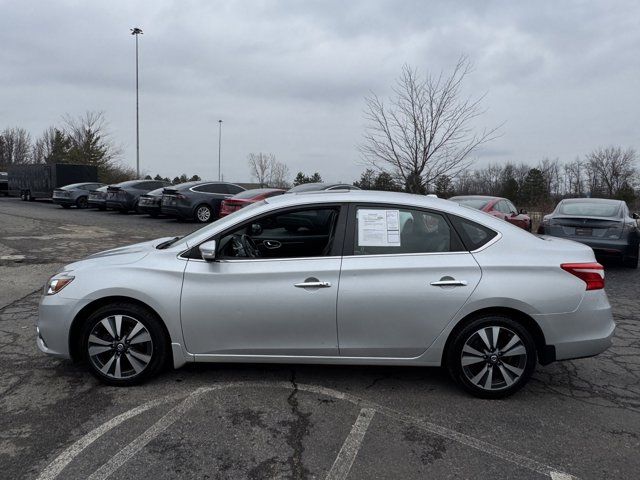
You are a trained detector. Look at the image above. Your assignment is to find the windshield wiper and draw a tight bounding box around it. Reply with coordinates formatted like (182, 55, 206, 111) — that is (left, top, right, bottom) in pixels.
(156, 236, 182, 249)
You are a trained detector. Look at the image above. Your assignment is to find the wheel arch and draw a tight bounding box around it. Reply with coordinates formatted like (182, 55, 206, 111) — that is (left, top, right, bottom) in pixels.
(68, 295, 172, 365)
(442, 306, 555, 366)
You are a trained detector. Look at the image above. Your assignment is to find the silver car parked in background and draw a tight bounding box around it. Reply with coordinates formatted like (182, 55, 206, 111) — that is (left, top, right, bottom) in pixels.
(37, 191, 614, 398)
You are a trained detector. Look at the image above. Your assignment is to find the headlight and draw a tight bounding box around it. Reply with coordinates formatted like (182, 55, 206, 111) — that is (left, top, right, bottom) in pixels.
(45, 274, 75, 295)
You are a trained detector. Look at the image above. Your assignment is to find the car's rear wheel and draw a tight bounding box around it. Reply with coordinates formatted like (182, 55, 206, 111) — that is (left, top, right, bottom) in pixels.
(195, 204, 213, 223)
(446, 315, 537, 399)
(76, 196, 88, 209)
(80, 302, 168, 386)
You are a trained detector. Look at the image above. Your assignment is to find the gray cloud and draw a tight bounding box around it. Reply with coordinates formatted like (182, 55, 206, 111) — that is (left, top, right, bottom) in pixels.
(1, 0, 638, 183)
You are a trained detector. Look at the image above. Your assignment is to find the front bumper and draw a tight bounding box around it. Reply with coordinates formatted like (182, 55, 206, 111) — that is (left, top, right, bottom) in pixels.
(37, 293, 90, 360)
(533, 289, 615, 361)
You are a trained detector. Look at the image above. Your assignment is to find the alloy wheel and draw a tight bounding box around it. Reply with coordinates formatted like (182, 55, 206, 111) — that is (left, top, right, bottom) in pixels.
(196, 206, 212, 222)
(460, 326, 527, 391)
(87, 315, 153, 380)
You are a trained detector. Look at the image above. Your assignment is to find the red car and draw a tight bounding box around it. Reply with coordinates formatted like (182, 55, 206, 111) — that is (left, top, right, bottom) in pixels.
(219, 188, 286, 217)
(449, 195, 532, 231)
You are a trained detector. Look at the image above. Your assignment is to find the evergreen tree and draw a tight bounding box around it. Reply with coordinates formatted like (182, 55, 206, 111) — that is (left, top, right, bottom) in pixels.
(434, 175, 455, 198)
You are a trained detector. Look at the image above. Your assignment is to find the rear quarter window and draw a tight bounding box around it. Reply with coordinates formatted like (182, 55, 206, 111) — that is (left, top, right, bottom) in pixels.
(449, 215, 498, 251)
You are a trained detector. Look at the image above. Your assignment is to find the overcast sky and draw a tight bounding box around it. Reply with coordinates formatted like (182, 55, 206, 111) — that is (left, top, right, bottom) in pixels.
(1, 0, 638, 183)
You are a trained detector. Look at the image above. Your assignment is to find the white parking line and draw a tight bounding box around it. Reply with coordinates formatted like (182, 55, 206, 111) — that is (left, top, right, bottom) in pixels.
(37, 381, 579, 480)
(325, 408, 376, 480)
(35, 393, 184, 480)
(86, 387, 207, 480)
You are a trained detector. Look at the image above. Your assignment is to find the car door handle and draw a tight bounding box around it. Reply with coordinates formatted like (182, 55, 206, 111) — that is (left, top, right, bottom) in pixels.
(263, 240, 281, 249)
(430, 280, 468, 287)
(294, 281, 332, 288)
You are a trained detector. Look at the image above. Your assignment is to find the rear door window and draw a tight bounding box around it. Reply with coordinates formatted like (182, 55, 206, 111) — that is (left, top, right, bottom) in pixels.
(351, 206, 464, 255)
(226, 184, 245, 194)
(194, 183, 228, 194)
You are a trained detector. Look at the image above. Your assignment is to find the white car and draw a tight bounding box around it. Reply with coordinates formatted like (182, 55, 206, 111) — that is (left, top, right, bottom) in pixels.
(38, 191, 615, 398)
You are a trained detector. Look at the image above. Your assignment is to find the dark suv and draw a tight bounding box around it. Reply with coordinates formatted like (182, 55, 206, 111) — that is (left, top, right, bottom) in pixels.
(160, 181, 245, 222)
(106, 180, 171, 213)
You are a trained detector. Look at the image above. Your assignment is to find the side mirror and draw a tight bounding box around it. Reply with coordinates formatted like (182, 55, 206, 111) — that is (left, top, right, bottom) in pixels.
(633, 213, 639, 220)
(199, 240, 217, 262)
(519, 208, 527, 215)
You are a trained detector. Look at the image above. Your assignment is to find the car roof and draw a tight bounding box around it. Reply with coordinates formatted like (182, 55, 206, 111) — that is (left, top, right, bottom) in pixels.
(287, 182, 358, 192)
(171, 181, 242, 190)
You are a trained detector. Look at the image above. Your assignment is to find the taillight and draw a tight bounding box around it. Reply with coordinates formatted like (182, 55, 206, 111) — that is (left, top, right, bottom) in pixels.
(561, 263, 604, 290)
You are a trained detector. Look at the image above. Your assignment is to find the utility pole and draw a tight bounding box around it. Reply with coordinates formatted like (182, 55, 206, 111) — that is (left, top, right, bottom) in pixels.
(131, 27, 143, 178)
(218, 119, 223, 181)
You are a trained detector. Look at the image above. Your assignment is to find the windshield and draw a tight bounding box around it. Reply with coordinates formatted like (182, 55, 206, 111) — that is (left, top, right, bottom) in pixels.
(452, 198, 491, 210)
(173, 200, 268, 247)
(558, 202, 620, 217)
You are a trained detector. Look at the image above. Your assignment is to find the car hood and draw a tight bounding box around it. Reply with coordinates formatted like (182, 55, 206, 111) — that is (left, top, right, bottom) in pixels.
(62, 237, 174, 271)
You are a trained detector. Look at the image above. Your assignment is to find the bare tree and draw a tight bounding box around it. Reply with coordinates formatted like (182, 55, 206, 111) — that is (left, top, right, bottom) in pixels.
(563, 158, 585, 196)
(586, 146, 637, 197)
(248, 153, 276, 186)
(361, 56, 501, 193)
(269, 160, 290, 189)
(0, 127, 32, 165)
(247, 152, 290, 188)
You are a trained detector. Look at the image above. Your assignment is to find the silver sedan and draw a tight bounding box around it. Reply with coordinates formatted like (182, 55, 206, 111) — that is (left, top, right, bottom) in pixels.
(37, 191, 614, 398)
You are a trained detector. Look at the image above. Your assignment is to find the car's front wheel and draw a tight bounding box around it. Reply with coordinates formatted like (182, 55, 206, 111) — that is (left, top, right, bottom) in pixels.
(446, 315, 537, 398)
(80, 302, 168, 386)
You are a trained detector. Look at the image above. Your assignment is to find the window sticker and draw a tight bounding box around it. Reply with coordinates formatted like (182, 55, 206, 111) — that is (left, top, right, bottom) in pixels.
(357, 209, 401, 247)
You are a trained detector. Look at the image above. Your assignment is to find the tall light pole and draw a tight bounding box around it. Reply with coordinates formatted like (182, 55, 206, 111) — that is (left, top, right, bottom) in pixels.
(218, 119, 223, 181)
(131, 27, 143, 178)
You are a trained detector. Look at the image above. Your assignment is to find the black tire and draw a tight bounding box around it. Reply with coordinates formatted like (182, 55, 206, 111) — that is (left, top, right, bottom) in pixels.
(79, 302, 168, 386)
(194, 204, 213, 223)
(446, 315, 537, 399)
(25, 190, 33, 201)
(76, 196, 89, 209)
(20, 191, 26, 201)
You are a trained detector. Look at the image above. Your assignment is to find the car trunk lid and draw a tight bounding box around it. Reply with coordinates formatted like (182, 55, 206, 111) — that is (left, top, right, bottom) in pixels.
(548, 216, 624, 239)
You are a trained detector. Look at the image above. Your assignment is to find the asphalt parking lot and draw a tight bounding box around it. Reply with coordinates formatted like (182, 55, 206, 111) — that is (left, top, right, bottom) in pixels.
(1, 197, 639, 480)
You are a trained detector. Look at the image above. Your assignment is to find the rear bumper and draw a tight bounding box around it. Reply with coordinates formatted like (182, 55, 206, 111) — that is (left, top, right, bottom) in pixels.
(52, 198, 75, 206)
(107, 199, 134, 211)
(533, 290, 615, 361)
(139, 205, 161, 215)
(161, 204, 192, 218)
(543, 233, 633, 256)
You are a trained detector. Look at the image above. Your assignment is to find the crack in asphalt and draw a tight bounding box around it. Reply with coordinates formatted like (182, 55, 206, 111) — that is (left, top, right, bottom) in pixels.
(283, 369, 312, 480)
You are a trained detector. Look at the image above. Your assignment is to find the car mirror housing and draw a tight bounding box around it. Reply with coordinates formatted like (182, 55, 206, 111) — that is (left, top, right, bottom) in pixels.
(199, 240, 217, 261)
(519, 209, 528, 215)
